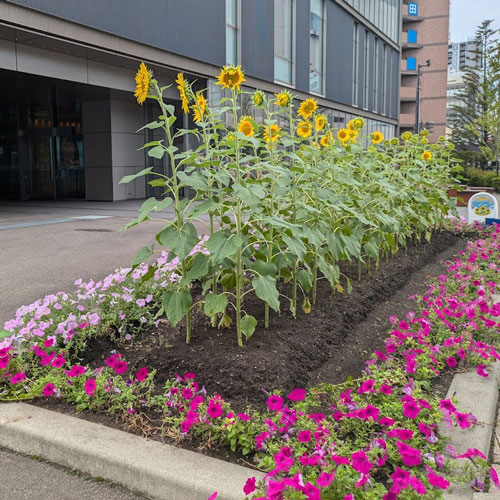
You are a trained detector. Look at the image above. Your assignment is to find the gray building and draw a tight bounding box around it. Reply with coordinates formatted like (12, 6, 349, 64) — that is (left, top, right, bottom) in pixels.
(0, 0, 401, 202)
(448, 39, 480, 72)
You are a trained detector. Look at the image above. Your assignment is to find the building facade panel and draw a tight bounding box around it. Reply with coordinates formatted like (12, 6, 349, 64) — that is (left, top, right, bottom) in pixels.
(6, 0, 226, 67)
(295, 0, 310, 94)
(240, 0, 274, 82)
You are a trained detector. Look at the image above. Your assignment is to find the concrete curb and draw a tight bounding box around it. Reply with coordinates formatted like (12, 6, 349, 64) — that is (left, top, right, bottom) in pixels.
(0, 403, 262, 500)
(440, 361, 500, 499)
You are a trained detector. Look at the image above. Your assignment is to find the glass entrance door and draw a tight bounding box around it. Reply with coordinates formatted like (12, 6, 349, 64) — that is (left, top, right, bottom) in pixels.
(29, 134, 54, 198)
(55, 135, 84, 198)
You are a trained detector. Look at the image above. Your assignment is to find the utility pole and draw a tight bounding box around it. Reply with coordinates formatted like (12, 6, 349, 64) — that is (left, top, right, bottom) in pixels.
(415, 59, 431, 134)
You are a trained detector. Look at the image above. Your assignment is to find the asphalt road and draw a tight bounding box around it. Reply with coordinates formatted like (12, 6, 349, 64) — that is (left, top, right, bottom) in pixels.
(0, 447, 147, 500)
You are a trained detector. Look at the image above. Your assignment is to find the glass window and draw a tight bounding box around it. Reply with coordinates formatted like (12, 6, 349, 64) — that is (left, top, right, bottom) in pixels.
(353, 22, 359, 106)
(225, 0, 239, 65)
(382, 44, 387, 115)
(274, 0, 294, 85)
(363, 30, 369, 109)
(309, 0, 324, 94)
(374, 38, 379, 112)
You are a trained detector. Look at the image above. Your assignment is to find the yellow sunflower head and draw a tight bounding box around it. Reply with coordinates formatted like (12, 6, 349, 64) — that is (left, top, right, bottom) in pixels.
(347, 119, 356, 131)
(264, 124, 281, 144)
(370, 131, 384, 144)
(348, 129, 359, 143)
(447, 143, 455, 150)
(390, 138, 399, 146)
(296, 121, 313, 138)
(354, 117, 365, 129)
(337, 128, 349, 142)
(253, 90, 265, 107)
(438, 135, 446, 143)
(134, 62, 152, 105)
(315, 114, 327, 131)
(237, 116, 255, 137)
(402, 131, 412, 141)
(216, 65, 246, 90)
(420, 129, 429, 138)
(176, 73, 191, 114)
(420, 137, 428, 145)
(274, 90, 292, 108)
(421, 150, 432, 161)
(320, 132, 333, 147)
(192, 91, 207, 123)
(298, 98, 318, 120)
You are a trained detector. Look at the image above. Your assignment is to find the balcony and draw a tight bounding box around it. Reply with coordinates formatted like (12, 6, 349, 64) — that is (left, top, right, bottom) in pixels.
(402, 3, 423, 22)
(400, 86, 417, 102)
(400, 113, 416, 128)
(400, 59, 417, 75)
(401, 31, 423, 49)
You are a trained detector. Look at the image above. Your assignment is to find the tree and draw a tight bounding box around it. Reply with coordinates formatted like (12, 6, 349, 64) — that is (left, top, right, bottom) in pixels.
(450, 20, 500, 169)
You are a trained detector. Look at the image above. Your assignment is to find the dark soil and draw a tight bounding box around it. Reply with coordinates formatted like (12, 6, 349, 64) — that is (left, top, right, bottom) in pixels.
(78, 231, 465, 411)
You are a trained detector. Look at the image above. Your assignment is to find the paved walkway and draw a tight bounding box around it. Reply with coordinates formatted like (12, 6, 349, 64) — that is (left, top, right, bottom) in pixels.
(0, 199, 208, 326)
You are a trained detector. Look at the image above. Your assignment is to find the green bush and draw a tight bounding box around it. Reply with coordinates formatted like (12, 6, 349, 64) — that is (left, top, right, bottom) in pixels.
(465, 167, 500, 191)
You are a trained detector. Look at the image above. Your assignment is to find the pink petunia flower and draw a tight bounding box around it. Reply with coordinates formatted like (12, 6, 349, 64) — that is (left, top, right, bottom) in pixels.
(84, 378, 96, 396)
(317, 471, 335, 488)
(266, 394, 284, 412)
(287, 388, 306, 402)
(42, 383, 55, 397)
(243, 477, 256, 495)
(51, 355, 66, 368)
(477, 364, 489, 377)
(491, 467, 500, 489)
(10, 373, 26, 384)
(135, 367, 148, 382)
(113, 359, 128, 375)
(297, 430, 312, 443)
(351, 450, 373, 474)
(207, 400, 223, 419)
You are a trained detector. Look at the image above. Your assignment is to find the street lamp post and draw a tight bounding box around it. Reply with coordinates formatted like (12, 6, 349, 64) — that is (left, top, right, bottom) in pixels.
(415, 59, 431, 134)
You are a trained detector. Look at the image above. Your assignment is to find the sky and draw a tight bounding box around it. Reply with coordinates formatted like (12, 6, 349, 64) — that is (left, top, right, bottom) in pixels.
(449, 0, 500, 42)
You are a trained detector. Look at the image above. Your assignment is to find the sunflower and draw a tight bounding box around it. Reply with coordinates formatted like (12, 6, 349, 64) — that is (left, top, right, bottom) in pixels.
(315, 114, 327, 131)
(447, 143, 455, 150)
(264, 124, 281, 144)
(390, 138, 399, 146)
(296, 121, 312, 138)
(354, 117, 364, 129)
(421, 150, 432, 161)
(337, 128, 349, 142)
(347, 119, 355, 131)
(176, 73, 190, 114)
(420, 129, 429, 137)
(134, 62, 152, 105)
(371, 131, 384, 144)
(216, 65, 246, 90)
(253, 90, 265, 107)
(274, 90, 292, 108)
(320, 132, 333, 147)
(298, 98, 318, 120)
(420, 137, 428, 145)
(238, 116, 254, 137)
(401, 131, 412, 141)
(348, 129, 358, 143)
(192, 91, 207, 123)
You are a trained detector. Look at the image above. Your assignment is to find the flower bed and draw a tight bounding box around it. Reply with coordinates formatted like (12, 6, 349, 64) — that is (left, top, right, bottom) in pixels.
(2, 221, 500, 499)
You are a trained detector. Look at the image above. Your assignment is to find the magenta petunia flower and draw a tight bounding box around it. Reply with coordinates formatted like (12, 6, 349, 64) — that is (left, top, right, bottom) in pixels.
(446, 356, 457, 368)
(358, 379, 375, 394)
(243, 477, 256, 495)
(266, 394, 284, 412)
(184, 372, 196, 380)
(402, 399, 421, 419)
(297, 430, 312, 443)
(84, 378, 96, 396)
(207, 400, 223, 419)
(42, 383, 55, 397)
(317, 471, 335, 488)
(51, 355, 66, 368)
(113, 359, 128, 375)
(0, 355, 10, 370)
(207, 493, 217, 500)
(455, 412, 472, 429)
(287, 388, 306, 402)
(396, 441, 422, 466)
(10, 373, 26, 384)
(380, 384, 393, 395)
(182, 388, 193, 400)
(351, 450, 373, 474)
(477, 364, 489, 377)
(67, 365, 86, 378)
(491, 467, 500, 489)
(439, 399, 456, 413)
(135, 367, 148, 382)
(426, 467, 449, 489)
(237, 412, 250, 421)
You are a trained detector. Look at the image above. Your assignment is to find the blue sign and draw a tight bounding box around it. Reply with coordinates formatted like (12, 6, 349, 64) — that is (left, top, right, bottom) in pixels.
(407, 57, 417, 71)
(408, 2, 418, 15)
(408, 30, 417, 43)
